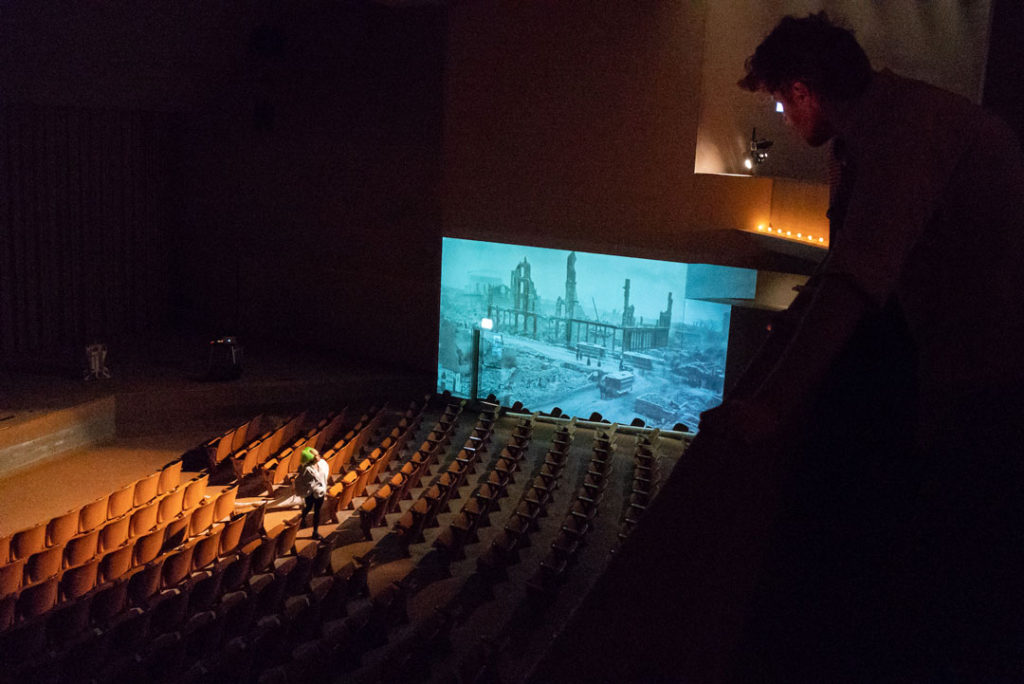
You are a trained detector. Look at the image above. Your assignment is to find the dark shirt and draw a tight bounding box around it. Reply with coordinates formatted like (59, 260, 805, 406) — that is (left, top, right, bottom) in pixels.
(821, 70, 1024, 410)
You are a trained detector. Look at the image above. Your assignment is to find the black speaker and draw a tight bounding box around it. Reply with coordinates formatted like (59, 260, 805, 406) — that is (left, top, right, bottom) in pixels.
(205, 337, 243, 381)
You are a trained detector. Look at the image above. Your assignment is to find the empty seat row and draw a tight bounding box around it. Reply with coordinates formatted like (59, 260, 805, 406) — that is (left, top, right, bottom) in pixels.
(0, 458, 187, 572)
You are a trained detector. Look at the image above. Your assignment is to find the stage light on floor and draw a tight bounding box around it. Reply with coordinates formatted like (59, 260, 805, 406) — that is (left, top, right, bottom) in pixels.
(84, 343, 111, 381)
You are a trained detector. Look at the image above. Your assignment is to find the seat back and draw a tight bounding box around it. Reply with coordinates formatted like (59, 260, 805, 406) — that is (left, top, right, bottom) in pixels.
(162, 542, 196, 589)
(189, 500, 216, 538)
(158, 459, 183, 495)
(78, 496, 109, 534)
(0, 559, 25, 598)
(17, 576, 58, 620)
(133, 528, 165, 568)
(191, 529, 222, 572)
(11, 522, 47, 561)
(213, 486, 238, 522)
(60, 558, 101, 601)
(47, 510, 80, 548)
(25, 545, 64, 584)
(133, 471, 161, 508)
(107, 484, 134, 520)
(218, 515, 246, 558)
(158, 487, 185, 525)
(128, 557, 166, 606)
(99, 516, 131, 553)
(129, 501, 160, 538)
(182, 474, 209, 511)
(99, 544, 134, 583)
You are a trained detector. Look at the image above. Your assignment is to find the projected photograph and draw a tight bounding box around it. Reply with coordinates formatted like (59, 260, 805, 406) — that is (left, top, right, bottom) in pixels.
(437, 238, 757, 430)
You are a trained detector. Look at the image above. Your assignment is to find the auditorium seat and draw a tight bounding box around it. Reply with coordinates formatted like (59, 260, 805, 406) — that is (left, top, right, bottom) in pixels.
(0, 595, 14, 631)
(98, 545, 134, 584)
(158, 459, 183, 496)
(127, 556, 166, 607)
(218, 515, 247, 558)
(188, 563, 226, 615)
(162, 510, 192, 552)
(106, 483, 134, 521)
(180, 608, 223, 663)
(133, 526, 166, 569)
(0, 613, 48, 669)
(182, 474, 209, 511)
(161, 541, 197, 590)
(99, 518, 134, 561)
(129, 500, 160, 538)
(25, 544, 64, 584)
(191, 528, 222, 573)
(188, 500, 216, 538)
(87, 577, 128, 628)
(394, 498, 431, 543)
(220, 551, 254, 594)
(60, 558, 101, 601)
(158, 486, 186, 525)
(0, 558, 25, 600)
(213, 485, 239, 523)
(134, 471, 162, 508)
(64, 529, 100, 569)
(0, 533, 10, 565)
(11, 522, 47, 562)
(17, 575, 59, 620)
(140, 629, 186, 681)
(78, 496, 108, 535)
(46, 509, 80, 549)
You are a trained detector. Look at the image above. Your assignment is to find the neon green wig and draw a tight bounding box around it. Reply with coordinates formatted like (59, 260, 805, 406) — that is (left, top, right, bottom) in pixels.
(301, 447, 319, 465)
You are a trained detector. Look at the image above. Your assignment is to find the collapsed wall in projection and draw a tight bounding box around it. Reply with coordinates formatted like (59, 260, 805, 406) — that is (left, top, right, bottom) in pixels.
(437, 238, 757, 430)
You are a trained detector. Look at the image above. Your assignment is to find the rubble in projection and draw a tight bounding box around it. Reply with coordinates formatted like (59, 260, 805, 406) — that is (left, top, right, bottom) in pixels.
(437, 239, 753, 431)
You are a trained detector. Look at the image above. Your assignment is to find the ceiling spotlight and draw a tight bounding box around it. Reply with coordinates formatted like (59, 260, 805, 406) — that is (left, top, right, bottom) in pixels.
(750, 127, 773, 165)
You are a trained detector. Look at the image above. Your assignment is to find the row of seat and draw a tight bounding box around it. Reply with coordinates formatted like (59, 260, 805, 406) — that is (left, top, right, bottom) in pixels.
(618, 433, 663, 543)
(392, 406, 492, 545)
(0, 403, 370, 680)
(320, 407, 423, 526)
(0, 473, 213, 601)
(228, 411, 310, 480)
(198, 415, 270, 471)
(0, 458, 186, 572)
(255, 407, 378, 497)
(0, 499, 269, 676)
(527, 429, 618, 595)
(0, 482, 242, 631)
(172, 401, 434, 683)
(433, 415, 534, 561)
(0, 506, 306, 683)
(476, 422, 575, 580)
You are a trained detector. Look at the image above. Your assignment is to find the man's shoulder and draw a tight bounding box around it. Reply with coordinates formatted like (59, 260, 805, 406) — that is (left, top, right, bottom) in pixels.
(880, 70, 981, 123)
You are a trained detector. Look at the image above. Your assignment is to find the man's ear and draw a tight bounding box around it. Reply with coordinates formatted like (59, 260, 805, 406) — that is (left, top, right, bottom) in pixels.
(788, 81, 813, 103)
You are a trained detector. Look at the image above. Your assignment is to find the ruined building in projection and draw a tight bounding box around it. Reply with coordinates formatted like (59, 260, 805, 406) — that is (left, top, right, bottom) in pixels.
(434, 239, 745, 430)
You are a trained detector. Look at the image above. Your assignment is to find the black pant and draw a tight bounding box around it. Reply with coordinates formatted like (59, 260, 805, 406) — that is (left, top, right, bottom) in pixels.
(301, 494, 324, 533)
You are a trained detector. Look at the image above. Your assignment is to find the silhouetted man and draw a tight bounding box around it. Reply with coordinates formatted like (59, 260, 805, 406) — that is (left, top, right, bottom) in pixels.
(532, 12, 1024, 683)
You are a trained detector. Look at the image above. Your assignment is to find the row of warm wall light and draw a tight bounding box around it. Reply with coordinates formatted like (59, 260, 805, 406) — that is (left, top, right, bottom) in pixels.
(756, 224, 828, 248)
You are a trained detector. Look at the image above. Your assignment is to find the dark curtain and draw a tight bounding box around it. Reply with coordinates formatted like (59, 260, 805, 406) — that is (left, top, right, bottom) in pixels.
(0, 102, 179, 361)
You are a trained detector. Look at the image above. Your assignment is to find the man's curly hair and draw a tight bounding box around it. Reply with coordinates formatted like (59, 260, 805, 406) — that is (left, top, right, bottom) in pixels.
(738, 12, 872, 102)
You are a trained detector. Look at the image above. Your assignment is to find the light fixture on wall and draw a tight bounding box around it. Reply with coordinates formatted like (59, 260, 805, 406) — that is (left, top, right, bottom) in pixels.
(746, 127, 773, 169)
